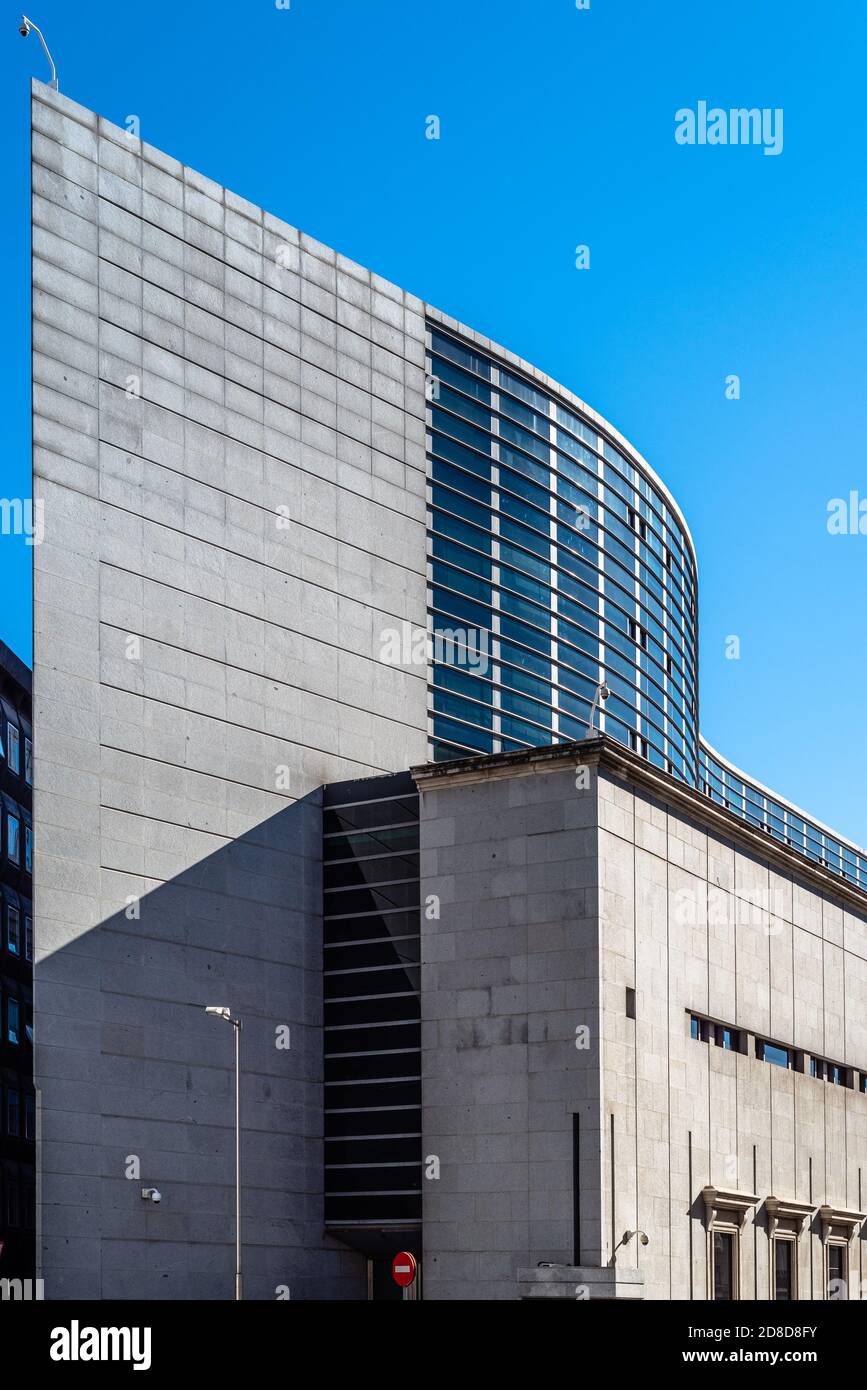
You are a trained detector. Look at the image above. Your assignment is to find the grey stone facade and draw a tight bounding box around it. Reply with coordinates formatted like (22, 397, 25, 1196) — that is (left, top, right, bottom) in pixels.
(31, 78, 427, 1299)
(416, 760, 604, 1299)
(598, 753, 867, 1301)
(415, 741, 867, 1300)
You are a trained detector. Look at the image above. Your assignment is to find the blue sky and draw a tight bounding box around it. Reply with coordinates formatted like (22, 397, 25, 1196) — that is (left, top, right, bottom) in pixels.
(2, 0, 866, 843)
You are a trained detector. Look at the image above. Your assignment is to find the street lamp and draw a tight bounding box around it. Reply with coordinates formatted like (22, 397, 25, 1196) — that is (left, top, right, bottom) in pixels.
(205, 1005, 243, 1300)
(18, 15, 58, 89)
(611, 1228, 650, 1262)
(586, 681, 609, 738)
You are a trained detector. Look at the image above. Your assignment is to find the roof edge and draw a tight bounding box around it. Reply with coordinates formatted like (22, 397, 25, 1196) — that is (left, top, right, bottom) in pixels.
(423, 303, 699, 577)
(411, 736, 867, 914)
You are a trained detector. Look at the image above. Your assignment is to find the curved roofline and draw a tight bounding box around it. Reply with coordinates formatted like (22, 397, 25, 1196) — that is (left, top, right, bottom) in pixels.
(699, 736, 867, 860)
(424, 303, 700, 579)
(423, 305, 867, 863)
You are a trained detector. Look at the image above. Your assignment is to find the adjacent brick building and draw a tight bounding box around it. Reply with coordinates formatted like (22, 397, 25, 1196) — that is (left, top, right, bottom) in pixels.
(0, 638, 34, 1281)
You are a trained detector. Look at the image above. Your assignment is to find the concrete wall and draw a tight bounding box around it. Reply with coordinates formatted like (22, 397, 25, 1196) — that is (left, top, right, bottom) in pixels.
(30, 78, 428, 1299)
(417, 747, 867, 1301)
(599, 766, 867, 1300)
(418, 763, 603, 1300)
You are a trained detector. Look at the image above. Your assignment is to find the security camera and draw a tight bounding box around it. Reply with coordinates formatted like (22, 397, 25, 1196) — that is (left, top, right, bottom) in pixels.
(141, 1187, 161, 1204)
(600, 683, 610, 701)
(639, 1232, 649, 1246)
(19, 19, 30, 36)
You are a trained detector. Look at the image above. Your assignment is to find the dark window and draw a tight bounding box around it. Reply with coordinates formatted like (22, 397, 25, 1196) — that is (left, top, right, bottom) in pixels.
(430, 330, 491, 380)
(431, 406, 490, 457)
(774, 1240, 794, 1300)
(7, 996, 20, 1044)
(625, 987, 636, 1020)
(25, 1093, 35, 1140)
(827, 1244, 847, 1299)
(7, 813, 20, 865)
(25, 825, 33, 874)
(438, 383, 491, 430)
(431, 460, 492, 510)
(810, 1057, 823, 1080)
(7, 904, 20, 955)
(499, 367, 550, 415)
(690, 1015, 709, 1042)
(500, 688, 551, 729)
(7, 723, 20, 775)
(24, 915, 33, 962)
(716, 1027, 740, 1052)
(429, 354, 492, 404)
(713, 1231, 735, 1300)
(499, 391, 549, 439)
(24, 737, 33, 786)
(7, 1087, 21, 1136)
(757, 1039, 790, 1069)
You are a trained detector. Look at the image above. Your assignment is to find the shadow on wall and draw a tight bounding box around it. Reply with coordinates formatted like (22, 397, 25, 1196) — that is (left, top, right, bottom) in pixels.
(34, 788, 365, 1300)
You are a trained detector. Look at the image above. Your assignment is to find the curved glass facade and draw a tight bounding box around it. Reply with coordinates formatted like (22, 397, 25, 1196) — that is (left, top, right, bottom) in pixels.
(426, 323, 699, 782)
(699, 741, 867, 891)
(425, 318, 867, 890)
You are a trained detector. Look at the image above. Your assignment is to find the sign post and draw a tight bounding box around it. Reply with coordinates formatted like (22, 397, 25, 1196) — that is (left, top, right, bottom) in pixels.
(391, 1250, 417, 1299)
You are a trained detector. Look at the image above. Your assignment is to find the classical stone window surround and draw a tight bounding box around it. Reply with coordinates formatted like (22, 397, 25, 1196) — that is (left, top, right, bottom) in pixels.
(702, 1187, 759, 1300)
(765, 1197, 814, 1300)
(819, 1205, 865, 1300)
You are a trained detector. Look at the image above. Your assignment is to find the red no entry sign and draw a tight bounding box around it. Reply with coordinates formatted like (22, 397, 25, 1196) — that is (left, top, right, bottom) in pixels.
(391, 1251, 417, 1287)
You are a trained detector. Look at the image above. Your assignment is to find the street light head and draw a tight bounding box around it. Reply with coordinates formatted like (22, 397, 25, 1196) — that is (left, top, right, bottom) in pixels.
(585, 680, 610, 738)
(205, 1006, 231, 1021)
(622, 1228, 650, 1247)
(17, 14, 58, 87)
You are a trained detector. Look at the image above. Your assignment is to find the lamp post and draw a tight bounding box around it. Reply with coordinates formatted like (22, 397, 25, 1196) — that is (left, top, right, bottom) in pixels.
(586, 681, 610, 738)
(18, 15, 59, 89)
(205, 1006, 243, 1300)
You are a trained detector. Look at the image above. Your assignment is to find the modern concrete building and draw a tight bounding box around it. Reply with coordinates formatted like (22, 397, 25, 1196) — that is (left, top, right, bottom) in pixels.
(30, 76, 426, 1301)
(29, 78, 867, 1300)
(416, 739, 867, 1301)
